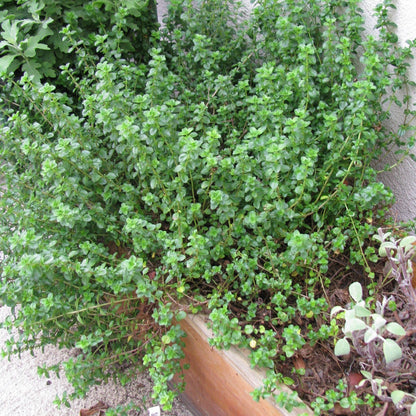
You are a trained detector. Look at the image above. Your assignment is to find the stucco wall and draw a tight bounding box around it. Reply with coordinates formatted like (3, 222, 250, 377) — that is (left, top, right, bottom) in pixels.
(155, 0, 168, 23)
(155, 0, 416, 221)
(361, 0, 416, 222)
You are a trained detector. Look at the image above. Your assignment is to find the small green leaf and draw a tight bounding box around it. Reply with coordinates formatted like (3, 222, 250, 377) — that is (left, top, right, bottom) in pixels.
(283, 376, 295, 386)
(386, 322, 406, 336)
(339, 397, 350, 409)
(349, 282, 363, 302)
(334, 338, 350, 356)
(383, 339, 402, 364)
(175, 310, 186, 321)
(244, 324, 254, 335)
(391, 390, 406, 405)
(0, 53, 17, 72)
(162, 334, 171, 344)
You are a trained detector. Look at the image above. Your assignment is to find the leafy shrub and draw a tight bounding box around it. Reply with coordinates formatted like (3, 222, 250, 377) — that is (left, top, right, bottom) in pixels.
(0, 0, 158, 83)
(1, 0, 415, 412)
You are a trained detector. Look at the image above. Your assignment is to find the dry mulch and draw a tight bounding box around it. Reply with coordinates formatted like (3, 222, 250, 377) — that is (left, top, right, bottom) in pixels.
(274, 256, 416, 415)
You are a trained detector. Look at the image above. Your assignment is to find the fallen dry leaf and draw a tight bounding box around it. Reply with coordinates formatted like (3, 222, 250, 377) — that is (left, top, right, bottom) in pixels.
(79, 401, 109, 416)
(293, 356, 306, 371)
(347, 372, 363, 389)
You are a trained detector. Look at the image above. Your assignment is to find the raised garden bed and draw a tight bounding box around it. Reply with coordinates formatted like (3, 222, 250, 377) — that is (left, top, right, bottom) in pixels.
(177, 314, 312, 416)
(1, 1, 416, 415)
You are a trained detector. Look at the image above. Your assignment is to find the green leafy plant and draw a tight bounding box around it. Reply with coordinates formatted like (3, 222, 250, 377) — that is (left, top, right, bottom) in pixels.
(0, 0, 158, 82)
(1, 0, 416, 414)
(281, 325, 306, 359)
(331, 282, 405, 365)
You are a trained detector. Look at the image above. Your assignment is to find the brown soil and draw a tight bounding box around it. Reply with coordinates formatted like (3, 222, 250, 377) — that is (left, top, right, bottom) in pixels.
(273, 256, 416, 415)
(158, 242, 416, 415)
(192, 250, 416, 415)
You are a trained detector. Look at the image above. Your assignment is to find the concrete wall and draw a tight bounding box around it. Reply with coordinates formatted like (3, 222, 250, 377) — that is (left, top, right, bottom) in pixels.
(155, 0, 416, 222)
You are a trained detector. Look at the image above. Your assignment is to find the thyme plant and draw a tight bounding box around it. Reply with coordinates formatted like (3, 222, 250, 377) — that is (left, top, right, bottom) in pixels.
(1, 0, 415, 413)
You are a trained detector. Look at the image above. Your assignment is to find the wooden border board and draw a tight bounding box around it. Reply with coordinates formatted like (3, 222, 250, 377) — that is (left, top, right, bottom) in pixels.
(176, 314, 313, 416)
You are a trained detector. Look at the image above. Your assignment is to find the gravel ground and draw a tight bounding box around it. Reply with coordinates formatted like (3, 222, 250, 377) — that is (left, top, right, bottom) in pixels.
(0, 306, 195, 416)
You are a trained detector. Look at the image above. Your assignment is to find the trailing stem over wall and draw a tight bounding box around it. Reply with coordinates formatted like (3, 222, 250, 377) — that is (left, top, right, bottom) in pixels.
(0, 0, 415, 413)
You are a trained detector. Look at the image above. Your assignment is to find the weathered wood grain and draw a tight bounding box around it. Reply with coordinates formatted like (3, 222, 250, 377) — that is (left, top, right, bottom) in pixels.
(177, 314, 313, 416)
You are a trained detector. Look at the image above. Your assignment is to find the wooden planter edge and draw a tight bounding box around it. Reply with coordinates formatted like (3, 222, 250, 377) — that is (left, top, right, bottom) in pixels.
(175, 313, 313, 416)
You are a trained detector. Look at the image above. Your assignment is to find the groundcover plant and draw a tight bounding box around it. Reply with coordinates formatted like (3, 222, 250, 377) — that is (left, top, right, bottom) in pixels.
(1, 0, 415, 414)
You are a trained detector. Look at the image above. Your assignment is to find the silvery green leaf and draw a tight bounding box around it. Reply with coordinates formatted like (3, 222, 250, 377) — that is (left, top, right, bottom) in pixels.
(373, 234, 382, 242)
(386, 322, 406, 336)
(349, 282, 363, 302)
(345, 309, 355, 320)
(379, 241, 397, 257)
(391, 390, 406, 405)
(399, 235, 416, 250)
(334, 338, 350, 356)
(360, 370, 372, 380)
(383, 339, 402, 364)
(330, 306, 344, 317)
(374, 231, 391, 242)
(354, 305, 371, 317)
(371, 314, 386, 330)
(345, 318, 367, 333)
(364, 327, 378, 343)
